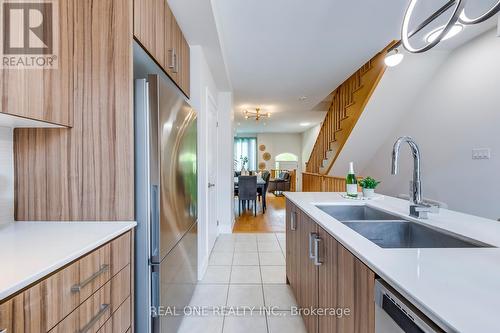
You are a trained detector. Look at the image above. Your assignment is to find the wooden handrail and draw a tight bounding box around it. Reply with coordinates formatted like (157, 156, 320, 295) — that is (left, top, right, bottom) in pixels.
(306, 42, 396, 175)
(302, 172, 362, 192)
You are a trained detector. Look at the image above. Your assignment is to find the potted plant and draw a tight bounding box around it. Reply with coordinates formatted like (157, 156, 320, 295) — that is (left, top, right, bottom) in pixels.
(359, 177, 381, 198)
(240, 156, 249, 175)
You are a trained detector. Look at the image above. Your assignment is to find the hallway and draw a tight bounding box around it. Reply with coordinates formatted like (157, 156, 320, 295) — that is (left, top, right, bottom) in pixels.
(232, 194, 286, 233)
(178, 232, 306, 333)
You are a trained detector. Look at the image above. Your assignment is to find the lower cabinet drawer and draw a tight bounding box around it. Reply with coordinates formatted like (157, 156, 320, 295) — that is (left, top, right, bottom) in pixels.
(97, 297, 131, 333)
(49, 265, 130, 333)
(0, 259, 81, 333)
(0, 232, 131, 333)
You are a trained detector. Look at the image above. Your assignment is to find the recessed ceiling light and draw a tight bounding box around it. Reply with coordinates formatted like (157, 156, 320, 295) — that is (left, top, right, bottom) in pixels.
(384, 48, 404, 67)
(426, 23, 463, 43)
(300, 122, 311, 127)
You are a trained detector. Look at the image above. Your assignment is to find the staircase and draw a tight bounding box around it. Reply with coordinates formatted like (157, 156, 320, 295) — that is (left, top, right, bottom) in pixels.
(306, 43, 395, 175)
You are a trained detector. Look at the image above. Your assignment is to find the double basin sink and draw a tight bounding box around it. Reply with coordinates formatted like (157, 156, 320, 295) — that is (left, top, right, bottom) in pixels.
(315, 205, 493, 249)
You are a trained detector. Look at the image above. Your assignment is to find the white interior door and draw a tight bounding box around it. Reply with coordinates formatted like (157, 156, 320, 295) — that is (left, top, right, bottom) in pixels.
(206, 90, 218, 252)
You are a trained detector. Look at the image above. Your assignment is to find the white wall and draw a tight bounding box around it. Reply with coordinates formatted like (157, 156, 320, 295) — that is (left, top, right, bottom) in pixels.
(301, 124, 321, 171)
(363, 29, 500, 220)
(0, 127, 13, 223)
(331, 51, 449, 177)
(256, 132, 302, 188)
(191, 46, 218, 279)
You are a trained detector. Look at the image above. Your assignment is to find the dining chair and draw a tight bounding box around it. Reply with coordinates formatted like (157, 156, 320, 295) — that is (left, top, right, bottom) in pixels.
(257, 171, 270, 208)
(238, 175, 258, 216)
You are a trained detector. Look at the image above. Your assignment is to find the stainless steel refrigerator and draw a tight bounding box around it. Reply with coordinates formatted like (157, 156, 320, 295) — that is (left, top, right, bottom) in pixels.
(135, 74, 198, 333)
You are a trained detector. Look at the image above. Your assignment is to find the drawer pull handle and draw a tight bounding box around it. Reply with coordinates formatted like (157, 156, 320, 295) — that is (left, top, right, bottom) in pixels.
(168, 49, 175, 69)
(309, 232, 318, 259)
(71, 264, 109, 293)
(79, 303, 109, 333)
(314, 237, 323, 266)
(173, 53, 179, 73)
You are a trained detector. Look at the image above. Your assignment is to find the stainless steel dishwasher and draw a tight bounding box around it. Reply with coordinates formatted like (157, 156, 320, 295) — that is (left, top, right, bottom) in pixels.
(375, 279, 444, 333)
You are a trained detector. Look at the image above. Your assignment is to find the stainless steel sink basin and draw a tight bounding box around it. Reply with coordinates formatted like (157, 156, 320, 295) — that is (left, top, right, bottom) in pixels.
(342, 221, 493, 248)
(316, 205, 401, 221)
(315, 204, 493, 248)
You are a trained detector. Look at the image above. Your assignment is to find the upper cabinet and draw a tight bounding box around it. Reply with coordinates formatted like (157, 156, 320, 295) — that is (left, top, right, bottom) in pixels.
(14, 0, 134, 221)
(0, 0, 75, 127)
(134, 0, 190, 97)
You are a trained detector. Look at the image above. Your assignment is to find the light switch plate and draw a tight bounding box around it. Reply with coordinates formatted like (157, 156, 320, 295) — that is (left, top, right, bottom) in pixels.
(472, 148, 491, 160)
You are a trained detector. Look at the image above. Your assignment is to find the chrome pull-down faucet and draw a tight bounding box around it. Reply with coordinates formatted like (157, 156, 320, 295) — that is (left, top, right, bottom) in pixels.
(391, 136, 438, 219)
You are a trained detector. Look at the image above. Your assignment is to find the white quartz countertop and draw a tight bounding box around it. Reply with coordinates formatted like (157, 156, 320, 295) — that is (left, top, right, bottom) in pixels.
(285, 192, 500, 333)
(0, 221, 136, 301)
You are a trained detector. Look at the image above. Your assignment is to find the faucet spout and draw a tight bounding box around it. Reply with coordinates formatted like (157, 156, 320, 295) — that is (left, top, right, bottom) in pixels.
(391, 136, 422, 205)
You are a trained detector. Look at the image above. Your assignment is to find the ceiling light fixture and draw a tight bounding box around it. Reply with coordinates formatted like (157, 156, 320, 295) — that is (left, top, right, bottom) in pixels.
(399, 0, 500, 54)
(402, 0, 464, 54)
(299, 122, 311, 127)
(426, 23, 463, 43)
(299, 96, 307, 101)
(459, 0, 500, 24)
(384, 48, 404, 67)
(243, 108, 270, 121)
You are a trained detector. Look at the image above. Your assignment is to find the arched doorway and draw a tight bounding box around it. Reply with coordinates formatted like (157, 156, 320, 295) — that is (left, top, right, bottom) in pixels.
(275, 152, 299, 171)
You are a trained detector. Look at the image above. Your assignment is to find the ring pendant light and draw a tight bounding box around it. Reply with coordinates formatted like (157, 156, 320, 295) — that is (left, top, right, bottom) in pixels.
(459, 0, 500, 24)
(392, 0, 500, 58)
(401, 0, 465, 53)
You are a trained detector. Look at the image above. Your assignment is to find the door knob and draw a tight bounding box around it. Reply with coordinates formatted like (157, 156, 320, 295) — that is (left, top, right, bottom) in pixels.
(208, 183, 216, 188)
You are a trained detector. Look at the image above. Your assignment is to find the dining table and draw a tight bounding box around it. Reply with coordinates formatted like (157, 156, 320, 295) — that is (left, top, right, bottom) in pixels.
(234, 176, 267, 212)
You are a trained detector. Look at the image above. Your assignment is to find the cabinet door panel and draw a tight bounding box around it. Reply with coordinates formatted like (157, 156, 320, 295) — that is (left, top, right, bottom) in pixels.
(285, 200, 299, 296)
(298, 213, 318, 333)
(164, 5, 175, 78)
(180, 35, 190, 97)
(0, 0, 73, 126)
(14, 0, 134, 221)
(318, 227, 375, 333)
(170, 17, 182, 84)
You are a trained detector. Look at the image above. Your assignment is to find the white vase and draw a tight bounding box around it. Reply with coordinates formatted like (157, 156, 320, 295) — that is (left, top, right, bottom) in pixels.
(362, 188, 375, 198)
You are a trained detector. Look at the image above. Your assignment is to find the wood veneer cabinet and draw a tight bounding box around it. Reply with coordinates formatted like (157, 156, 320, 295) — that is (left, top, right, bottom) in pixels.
(0, 1, 73, 126)
(317, 227, 375, 333)
(13, 0, 134, 221)
(298, 213, 319, 333)
(133, 0, 190, 97)
(285, 199, 299, 297)
(0, 232, 132, 333)
(285, 202, 375, 333)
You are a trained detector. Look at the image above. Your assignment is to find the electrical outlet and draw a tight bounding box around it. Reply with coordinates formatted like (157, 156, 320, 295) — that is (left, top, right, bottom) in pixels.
(472, 148, 491, 160)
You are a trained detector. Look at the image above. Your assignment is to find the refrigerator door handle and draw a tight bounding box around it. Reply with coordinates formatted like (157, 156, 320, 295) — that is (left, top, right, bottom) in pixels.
(150, 184, 160, 264)
(151, 268, 160, 318)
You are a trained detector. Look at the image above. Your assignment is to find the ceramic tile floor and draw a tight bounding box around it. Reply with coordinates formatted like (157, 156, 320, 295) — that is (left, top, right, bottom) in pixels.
(178, 232, 306, 333)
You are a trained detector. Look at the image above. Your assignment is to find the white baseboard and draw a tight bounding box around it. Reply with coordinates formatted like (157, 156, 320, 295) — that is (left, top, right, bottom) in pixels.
(198, 253, 209, 281)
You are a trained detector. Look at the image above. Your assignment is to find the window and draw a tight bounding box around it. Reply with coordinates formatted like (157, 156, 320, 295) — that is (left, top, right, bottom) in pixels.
(234, 137, 257, 171)
(275, 152, 299, 171)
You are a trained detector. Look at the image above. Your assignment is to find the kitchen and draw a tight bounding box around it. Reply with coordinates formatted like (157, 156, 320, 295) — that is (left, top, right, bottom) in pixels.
(1, 1, 500, 333)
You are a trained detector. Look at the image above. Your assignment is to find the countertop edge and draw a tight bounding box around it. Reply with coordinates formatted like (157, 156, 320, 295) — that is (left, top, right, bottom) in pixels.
(0, 221, 137, 301)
